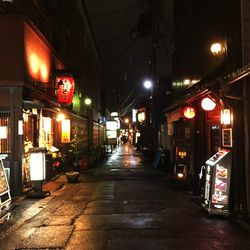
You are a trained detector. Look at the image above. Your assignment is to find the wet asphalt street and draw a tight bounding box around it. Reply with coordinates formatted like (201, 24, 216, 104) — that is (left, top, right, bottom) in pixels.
(0, 143, 250, 250)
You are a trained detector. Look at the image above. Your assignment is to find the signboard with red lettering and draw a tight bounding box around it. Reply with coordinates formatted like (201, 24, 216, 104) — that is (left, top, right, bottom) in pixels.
(56, 76, 75, 105)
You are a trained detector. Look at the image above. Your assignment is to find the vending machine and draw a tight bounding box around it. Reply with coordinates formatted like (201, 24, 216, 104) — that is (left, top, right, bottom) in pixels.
(202, 149, 232, 215)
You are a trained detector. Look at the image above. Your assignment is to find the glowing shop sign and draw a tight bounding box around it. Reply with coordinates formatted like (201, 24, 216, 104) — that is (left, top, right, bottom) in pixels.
(178, 151, 187, 158)
(61, 119, 71, 143)
(106, 121, 118, 130)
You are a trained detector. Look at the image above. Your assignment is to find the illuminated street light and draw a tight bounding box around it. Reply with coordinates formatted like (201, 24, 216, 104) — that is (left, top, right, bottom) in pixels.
(143, 80, 153, 89)
(84, 97, 92, 105)
(210, 42, 225, 56)
(124, 118, 129, 124)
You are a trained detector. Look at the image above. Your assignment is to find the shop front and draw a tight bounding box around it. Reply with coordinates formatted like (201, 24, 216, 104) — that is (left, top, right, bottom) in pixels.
(164, 67, 250, 216)
(0, 16, 103, 195)
(166, 86, 233, 193)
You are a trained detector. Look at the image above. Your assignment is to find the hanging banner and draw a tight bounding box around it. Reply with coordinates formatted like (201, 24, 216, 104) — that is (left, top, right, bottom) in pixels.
(56, 76, 75, 105)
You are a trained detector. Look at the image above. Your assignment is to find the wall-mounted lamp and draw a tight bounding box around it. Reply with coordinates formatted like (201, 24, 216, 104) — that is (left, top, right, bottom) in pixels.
(56, 113, 65, 121)
(138, 112, 146, 122)
(201, 97, 216, 111)
(221, 109, 231, 125)
(210, 42, 226, 56)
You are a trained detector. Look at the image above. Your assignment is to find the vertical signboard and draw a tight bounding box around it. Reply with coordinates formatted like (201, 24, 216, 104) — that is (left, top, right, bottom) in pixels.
(29, 149, 46, 181)
(203, 149, 232, 215)
(61, 119, 71, 143)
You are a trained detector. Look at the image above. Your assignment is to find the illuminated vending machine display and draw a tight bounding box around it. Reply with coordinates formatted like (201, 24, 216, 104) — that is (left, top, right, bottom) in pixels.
(203, 149, 232, 215)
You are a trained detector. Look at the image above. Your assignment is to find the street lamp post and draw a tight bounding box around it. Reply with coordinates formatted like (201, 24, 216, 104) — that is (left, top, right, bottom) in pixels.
(84, 97, 92, 150)
(143, 78, 158, 160)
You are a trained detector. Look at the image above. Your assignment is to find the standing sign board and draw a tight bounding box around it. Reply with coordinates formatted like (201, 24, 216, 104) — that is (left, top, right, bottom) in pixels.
(203, 149, 232, 215)
(0, 159, 11, 211)
(28, 147, 50, 197)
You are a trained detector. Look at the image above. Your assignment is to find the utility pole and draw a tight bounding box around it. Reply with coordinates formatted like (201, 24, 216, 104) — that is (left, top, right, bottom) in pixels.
(149, 0, 162, 159)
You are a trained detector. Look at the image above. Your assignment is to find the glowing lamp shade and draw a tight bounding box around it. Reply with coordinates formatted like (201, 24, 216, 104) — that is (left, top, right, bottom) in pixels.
(56, 76, 75, 105)
(177, 173, 184, 178)
(61, 119, 71, 143)
(221, 109, 231, 125)
(29, 149, 46, 181)
(210, 43, 223, 56)
(138, 112, 146, 122)
(56, 113, 65, 122)
(201, 97, 216, 111)
(183, 106, 196, 119)
(84, 97, 92, 105)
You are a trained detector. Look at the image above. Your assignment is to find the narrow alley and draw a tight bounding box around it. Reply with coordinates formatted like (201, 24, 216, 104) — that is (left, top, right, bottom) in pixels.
(0, 143, 250, 250)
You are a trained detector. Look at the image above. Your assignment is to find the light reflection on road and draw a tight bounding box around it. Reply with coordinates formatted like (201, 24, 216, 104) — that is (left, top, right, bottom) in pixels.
(106, 143, 142, 169)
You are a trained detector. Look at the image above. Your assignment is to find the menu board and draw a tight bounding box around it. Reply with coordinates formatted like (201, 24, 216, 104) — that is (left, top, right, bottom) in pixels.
(0, 159, 9, 195)
(222, 128, 232, 147)
(204, 149, 232, 215)
(211, 165, 229, 204)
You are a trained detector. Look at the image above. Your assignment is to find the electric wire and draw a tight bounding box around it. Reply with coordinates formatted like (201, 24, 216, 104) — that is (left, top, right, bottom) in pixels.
(119, 94, 141, 117)
(117, 81, 141, 110)
(119, 94, 140, 114)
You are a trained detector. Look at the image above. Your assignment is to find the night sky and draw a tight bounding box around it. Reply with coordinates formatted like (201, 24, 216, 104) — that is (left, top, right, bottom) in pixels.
(84, 0, 172, 113)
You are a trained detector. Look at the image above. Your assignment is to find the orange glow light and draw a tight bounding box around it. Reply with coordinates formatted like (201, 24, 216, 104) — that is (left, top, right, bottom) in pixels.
(183, 106, 196, 119)
(138, 112, 146, 122)
(29, 53, 40, 74)
(24, 23, 50, 82)
(40, 64, 48, 82)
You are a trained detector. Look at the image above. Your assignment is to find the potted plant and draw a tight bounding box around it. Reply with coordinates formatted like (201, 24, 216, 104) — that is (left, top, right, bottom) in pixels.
(60, 127, 82, 182)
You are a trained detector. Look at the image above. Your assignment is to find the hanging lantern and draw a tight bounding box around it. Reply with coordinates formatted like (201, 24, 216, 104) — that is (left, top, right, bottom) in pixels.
(56, 76, 75, 105)
(183, 106, 196, 119)
(201, 97, 216, 111)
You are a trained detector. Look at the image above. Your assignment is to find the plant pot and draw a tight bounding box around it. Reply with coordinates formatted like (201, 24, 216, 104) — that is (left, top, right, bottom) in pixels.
(66, 171, 79, 183)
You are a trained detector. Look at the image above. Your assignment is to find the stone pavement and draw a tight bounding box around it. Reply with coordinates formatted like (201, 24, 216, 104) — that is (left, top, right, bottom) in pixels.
(0, 143, 250, 249)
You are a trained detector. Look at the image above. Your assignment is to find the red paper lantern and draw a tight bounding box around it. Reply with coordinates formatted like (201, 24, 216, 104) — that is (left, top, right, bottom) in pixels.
(183, 106, 196, 119)
(56, 76, 75, 105)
